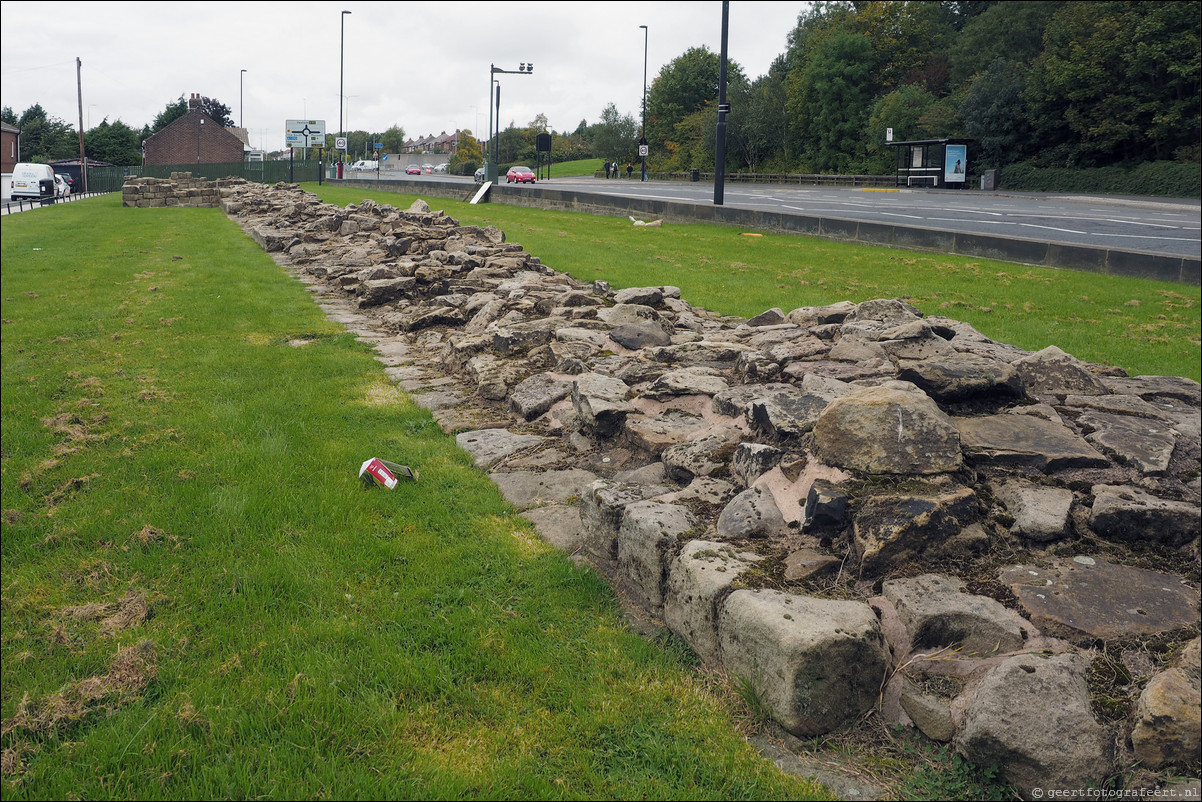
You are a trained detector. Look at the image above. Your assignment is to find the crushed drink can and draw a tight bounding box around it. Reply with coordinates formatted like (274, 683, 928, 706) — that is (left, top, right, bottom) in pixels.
(359, 457, 418, 489)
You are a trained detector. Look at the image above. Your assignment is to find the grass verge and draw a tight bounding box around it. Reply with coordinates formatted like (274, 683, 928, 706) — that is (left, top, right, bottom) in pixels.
(543, 158, 604, 177)
(305, 183, 1200, 383)
(1, 195, 830, 799)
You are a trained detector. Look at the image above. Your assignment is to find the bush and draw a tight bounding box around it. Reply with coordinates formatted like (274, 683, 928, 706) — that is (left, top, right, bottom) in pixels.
(454, 160, 478, 177)
(1000, 161, 1201, 198)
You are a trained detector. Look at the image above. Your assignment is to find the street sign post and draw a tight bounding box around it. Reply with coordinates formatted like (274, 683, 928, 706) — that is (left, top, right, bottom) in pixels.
(286, 119, 327, 148)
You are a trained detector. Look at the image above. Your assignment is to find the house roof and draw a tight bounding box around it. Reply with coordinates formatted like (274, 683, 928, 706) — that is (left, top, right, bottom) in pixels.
(142, 108, 244, 148)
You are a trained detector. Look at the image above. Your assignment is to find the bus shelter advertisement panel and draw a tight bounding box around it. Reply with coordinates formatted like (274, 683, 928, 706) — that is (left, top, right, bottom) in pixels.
(945, 144, 967, 183)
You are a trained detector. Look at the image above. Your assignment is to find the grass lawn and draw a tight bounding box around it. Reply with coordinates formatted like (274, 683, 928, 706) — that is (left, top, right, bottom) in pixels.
(305, 182, 1201, 383)
(1, 195, 831, 800)
(544, 158, 604, 177)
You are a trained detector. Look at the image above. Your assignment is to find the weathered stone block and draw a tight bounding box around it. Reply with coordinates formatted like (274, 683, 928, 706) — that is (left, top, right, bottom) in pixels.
(618, 501, 698, 615)
(718, 590, 890, 737)
(955, 653, 1113, 798)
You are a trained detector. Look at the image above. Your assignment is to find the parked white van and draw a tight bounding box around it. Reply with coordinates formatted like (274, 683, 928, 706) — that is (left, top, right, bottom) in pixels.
(10, 162, 56, 201)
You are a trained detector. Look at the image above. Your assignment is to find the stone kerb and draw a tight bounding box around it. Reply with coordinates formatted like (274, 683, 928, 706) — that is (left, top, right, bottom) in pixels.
(215, 181, 1201, 797)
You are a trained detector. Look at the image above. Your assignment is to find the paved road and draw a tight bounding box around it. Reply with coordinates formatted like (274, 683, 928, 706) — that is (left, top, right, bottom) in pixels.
(395, 171, 1201, 259)
(520, 175, 1202, 260)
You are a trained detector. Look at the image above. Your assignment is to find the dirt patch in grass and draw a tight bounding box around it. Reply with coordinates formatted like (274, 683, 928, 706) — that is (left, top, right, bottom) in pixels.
(1, 640, 157, 742)
(60, 590, 150, 635)
(40, 410, 109, 456)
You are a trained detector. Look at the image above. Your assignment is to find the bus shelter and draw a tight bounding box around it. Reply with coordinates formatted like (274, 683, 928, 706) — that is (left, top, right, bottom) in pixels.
(887, 139, 970, 188)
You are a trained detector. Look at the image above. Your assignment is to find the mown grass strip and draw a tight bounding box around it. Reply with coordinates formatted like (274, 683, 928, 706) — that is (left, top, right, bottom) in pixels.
(306, 183, 1200, 383)
(1, 195, 830, 800)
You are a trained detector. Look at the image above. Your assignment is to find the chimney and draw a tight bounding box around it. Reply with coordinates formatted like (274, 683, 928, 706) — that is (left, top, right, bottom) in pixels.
(188, 93, 200, 110)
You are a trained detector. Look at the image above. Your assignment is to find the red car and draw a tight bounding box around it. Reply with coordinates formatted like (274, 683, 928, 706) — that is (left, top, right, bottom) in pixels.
(506, 166, 536, 184)
(405, 165, 421, 175)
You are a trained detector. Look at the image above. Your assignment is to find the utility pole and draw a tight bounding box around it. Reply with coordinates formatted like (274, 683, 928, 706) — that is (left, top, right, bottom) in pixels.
(76, 58, 87, 193)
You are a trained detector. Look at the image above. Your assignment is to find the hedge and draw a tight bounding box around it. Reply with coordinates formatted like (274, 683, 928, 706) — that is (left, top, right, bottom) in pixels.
(1000, 161, 1201, 199)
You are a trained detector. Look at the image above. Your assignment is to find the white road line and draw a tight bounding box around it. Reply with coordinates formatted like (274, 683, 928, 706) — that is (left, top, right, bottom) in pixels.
(1092, 232, 1202, 243)
(1019, 223, 1089, 234)
(1101, 218, 1182, 229)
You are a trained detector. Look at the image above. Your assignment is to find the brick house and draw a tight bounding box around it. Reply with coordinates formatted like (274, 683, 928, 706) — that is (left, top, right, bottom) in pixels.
(141, 94, 246, 166)
(403, 130, 460, 154)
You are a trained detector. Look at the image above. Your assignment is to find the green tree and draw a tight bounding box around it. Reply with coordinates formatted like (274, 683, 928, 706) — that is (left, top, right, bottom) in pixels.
(948, 1, 1063, 86)
(782, 2, 858, 167)
(801, 31, 877, 172)
(13, 104, 77, 163)
(590, 103, 638, 164)
(1, 106, 17, 126)
(496, 122, 526, 164)
(150, 96, 188, 135)
(380, 124, 406, 154)
(645, 46, 747, 165)
(85, 119, 141, 165)
(729, 69, 790, 169)
(450, 129, 483, 172)
(866, 84, 941, 173)
(851, 1, 955, 93)
(958, 59, 1034, 168)
(1026, 0, 1201, 166)
(199, 96, 234, 127)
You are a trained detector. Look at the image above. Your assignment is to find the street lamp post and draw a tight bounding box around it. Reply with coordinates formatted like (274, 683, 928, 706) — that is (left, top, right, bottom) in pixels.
(485, 62, 533, 182)
(714, 1, 730, 205)
(240, 69, 247, 129)
(339, 10, 351, 177)
(640, 24, 648, 182)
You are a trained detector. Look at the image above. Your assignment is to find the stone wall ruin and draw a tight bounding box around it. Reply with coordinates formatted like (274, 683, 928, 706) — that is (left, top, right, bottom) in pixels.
(122, 173, 243, 208)
(148, 178, 1202, 798)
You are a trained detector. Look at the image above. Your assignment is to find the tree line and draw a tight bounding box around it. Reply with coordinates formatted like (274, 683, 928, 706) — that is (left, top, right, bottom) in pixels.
(2, 95, 235, 166)
(7, 1, 1197, 178)
(488, 0, 1199, 177)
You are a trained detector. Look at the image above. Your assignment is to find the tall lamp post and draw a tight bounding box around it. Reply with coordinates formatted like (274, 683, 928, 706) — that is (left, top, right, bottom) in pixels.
(486, 62, 533, 182)
(240, 69, 247, 128)
(640, 24, 648, 181)
(339, 9, 351, 177)
(714, 1, 730, 205)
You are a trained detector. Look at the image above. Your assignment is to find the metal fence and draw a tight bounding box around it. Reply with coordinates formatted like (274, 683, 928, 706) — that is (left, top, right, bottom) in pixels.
(123, 160, 325, 184)
(590, 170, 896, 187)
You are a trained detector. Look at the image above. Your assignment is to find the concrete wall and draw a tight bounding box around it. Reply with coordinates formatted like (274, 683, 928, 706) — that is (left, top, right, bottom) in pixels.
(335, 177, 1201, 286)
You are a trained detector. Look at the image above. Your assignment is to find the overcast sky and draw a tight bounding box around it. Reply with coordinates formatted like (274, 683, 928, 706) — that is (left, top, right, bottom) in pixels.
(1, 1, 809, 153)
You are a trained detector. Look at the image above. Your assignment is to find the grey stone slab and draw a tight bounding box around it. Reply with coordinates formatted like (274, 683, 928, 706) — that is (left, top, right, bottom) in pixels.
(1000, 556, 1200, 641)
(455, 428, 547, 469)
(490, 469, 599, 510)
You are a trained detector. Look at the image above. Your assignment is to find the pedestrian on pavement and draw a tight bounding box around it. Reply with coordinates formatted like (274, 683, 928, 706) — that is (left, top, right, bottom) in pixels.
(626, 163, 633, 179)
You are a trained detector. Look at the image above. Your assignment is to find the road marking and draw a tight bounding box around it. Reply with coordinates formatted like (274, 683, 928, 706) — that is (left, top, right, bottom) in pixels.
(1019, 223, 1088, 234)
(1101, 218, 1181, 229)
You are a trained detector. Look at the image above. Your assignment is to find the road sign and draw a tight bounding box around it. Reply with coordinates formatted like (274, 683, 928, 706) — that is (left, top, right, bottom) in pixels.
(335, 136, 347, 150)
(286, 119, 326, 148)
(639, 145, 649, 157)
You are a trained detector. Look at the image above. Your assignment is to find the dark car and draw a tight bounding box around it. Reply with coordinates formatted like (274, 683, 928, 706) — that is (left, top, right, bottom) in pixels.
(506, 166, 535, 184)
